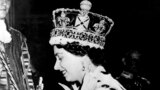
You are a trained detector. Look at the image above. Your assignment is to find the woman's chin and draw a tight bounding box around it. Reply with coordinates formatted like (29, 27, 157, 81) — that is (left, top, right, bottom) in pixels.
(65, 76, 75, 82)
(65, 76, 71, 82)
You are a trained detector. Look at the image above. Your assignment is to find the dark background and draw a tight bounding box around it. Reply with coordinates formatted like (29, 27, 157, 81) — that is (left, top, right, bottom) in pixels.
(10, 0, 157, 89)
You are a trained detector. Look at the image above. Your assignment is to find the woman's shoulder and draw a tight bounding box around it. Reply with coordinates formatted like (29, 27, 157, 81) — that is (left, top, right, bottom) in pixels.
(93, 66, 126, 90)
(96, 73, 126, 90)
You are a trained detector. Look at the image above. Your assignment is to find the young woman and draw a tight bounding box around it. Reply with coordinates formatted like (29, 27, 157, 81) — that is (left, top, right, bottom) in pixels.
(53, 42, 126, 90)
(49, 0, 126, 90)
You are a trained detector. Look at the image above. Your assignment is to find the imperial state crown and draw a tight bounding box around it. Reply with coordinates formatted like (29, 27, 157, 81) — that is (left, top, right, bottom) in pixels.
(49, 0, 114, 49)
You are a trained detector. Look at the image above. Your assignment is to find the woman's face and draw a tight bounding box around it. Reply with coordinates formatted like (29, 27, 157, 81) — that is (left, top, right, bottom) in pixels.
(0, 0, 11, 19)
(53, 46, 86, 82)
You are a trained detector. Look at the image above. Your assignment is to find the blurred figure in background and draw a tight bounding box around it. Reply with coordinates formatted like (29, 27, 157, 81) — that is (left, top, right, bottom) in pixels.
(0, 0, 43, 90)
(117, 50, 151, 90)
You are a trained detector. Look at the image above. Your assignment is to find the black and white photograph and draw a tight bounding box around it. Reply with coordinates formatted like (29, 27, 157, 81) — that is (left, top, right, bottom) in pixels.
(0, 0, 156, 90)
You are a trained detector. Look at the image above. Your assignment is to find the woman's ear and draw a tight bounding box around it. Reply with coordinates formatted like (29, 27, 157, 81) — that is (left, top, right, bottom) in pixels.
(80, 59, 86, 71)
(80, 55, 91, 72)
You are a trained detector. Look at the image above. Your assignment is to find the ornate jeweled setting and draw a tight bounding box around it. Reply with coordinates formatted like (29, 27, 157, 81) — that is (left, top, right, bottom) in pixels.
(50, 0, 114, 49)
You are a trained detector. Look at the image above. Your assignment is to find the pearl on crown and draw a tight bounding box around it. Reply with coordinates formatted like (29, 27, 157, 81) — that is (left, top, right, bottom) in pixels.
(80, 0, 92, 11)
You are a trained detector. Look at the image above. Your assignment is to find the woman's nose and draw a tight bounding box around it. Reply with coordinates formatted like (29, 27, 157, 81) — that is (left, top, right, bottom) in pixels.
(54, 60, 61, 70)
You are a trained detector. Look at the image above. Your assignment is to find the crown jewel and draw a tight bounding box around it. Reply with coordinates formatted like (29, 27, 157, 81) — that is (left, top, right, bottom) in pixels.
(49, 0, 114, 49)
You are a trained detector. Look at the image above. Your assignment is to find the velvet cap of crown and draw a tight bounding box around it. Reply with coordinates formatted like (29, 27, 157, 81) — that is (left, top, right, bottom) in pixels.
(49, 0, 114, 49)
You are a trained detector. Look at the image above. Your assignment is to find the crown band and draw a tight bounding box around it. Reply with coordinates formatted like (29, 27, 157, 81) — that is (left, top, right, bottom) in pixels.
(49, 28, 105, 49)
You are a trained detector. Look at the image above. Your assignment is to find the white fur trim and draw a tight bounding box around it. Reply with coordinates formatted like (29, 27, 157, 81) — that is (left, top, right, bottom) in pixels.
(0, 20, 12, 43)
(49, 36, 103, 49)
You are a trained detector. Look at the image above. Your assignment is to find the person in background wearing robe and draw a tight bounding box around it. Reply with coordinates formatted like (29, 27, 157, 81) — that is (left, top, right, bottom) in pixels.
(0, 0, 43, 90)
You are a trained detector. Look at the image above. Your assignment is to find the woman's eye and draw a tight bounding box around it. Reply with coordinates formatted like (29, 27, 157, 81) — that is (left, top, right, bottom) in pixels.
(56, 56, 63, 61)
(59, 57, 62, 61)
(55, 54, 63, 61)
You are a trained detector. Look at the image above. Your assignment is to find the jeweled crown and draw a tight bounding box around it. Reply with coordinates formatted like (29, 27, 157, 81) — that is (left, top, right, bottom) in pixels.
(49, 0, 114, 49)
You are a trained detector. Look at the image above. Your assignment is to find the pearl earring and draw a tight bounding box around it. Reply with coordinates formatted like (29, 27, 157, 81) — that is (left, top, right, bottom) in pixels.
(82, 66, 85, 71)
